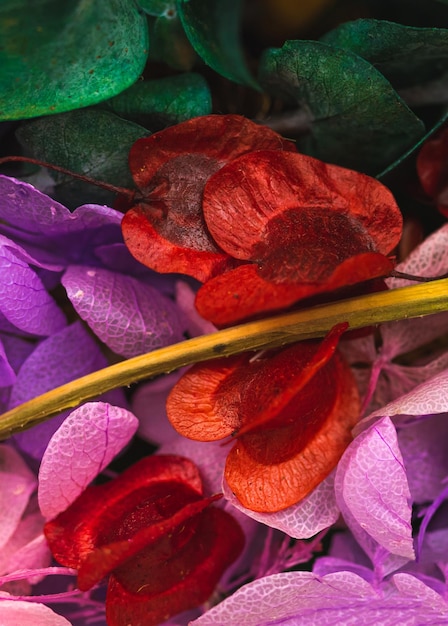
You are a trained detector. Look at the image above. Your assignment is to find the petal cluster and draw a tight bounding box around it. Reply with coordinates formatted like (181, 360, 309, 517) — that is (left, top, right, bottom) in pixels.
(44, 454, 244, 626)
(167, 324, 360, 512)
(122, 115, 402, 326)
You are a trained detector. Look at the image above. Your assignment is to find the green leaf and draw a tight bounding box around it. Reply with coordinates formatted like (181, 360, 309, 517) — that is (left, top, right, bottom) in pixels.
(0, 0, 148, 121)
(177, 0, 259, 89)
(16, 109, 149, 207)
(147, 10, 197, 71)
(259, 40, 425, 175)
(138, 0, 175, 15)
(102, 74, 212, 130)
(321, 19, 448, 89)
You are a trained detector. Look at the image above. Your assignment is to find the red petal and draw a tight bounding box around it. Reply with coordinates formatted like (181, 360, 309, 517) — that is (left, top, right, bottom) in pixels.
(225, 349, 360, 512)
(105, 507, 245, 626)
(203, 150, 402, 263)
(195, 253, 395, 326)
(417, 125, 448, 216)
(44, 455, 203, 569)
(77, 493, 221, 591)
(123, 116, 295, 281)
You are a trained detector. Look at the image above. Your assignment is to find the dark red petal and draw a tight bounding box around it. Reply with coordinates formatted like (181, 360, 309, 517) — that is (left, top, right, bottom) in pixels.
(203, 150, 402, 261)
(123, 116, 296, 281)
(417, 125, 448, 217)
(195, 253, 395, 326)
(44, 455, 203, 568)
(225, 349, 360, 512)
(77, 494, 222, 591)
(122, 208, 234, 282)
(105, 507, 245, 626)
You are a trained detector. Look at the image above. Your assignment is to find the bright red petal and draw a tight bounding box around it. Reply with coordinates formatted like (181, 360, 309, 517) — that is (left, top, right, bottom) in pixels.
(123, 116, 296, 281)
(203, 150, 402, 264)
(195, 253, 395, 326)
(225, 348, 360, 512)
(105, 508, 245, 626)
(44, 455, 203, 568)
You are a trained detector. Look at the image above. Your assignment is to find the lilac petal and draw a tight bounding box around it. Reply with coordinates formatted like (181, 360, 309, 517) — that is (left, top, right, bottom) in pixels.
(357, 369, 448, 434)
(132, 371, 185, 445)
(0, 445, 36, 550)
(222, 473, 339, 539)
(191, 571, 448, 626)
(398, 413, 448, 503)
(0, 239, 66, 336)
(387, 223, 448, 289)
(380, 313, 448, 362)
(175, 281, 217, 337)
(0, 338, 16, 387)
(38, 402, 138, 520)
(313, 556, 375, 581)
(335, 417, 414, 563)
(62, 265, 187, 358)
(10, 322, 109, 459)
(0, 597, 72, 626)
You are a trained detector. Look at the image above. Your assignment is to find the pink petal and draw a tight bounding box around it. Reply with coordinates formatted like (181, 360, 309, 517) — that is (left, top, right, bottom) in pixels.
(222, 473, 339, 539)
(335, 417, 414, 566)
(0, 598, 72, 626)
(0, 445, 36, 550)
(38, 402, 138, 520)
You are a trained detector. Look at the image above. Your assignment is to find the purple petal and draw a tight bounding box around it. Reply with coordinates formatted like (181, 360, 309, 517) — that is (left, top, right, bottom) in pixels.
(335, 417, 414, 568)
(0, 445, 36, 550)
(132, 371, 185, 445)
(175, 281, 217, 337)
(0, 338, 16, 387)
(0, 238, 66, 336)
(398, 413, 448, 503)
(62, 266, 187, 358)
(38, 402, 138, 520)
(222, 473, 339, 539)
(0, 598, 72, 626)
(191, 571, 448, 626)
(10, 322, 109, 459)
(357, 369, 448, 434)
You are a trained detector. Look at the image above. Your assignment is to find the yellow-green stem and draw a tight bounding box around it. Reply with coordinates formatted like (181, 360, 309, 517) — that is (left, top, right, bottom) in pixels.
(1, 278, 448, 440)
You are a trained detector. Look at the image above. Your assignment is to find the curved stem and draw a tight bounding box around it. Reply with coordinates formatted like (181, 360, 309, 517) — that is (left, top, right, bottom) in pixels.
(0, 156, 136, 200)
(1, 278, 448, 440)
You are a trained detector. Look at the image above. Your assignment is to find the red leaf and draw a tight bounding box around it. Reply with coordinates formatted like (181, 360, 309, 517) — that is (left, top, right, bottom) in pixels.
(417, 125, 448, 217)
(195, 252, 394, 326)
(122, 115, 296, 282)
(167, 330, 360, 512)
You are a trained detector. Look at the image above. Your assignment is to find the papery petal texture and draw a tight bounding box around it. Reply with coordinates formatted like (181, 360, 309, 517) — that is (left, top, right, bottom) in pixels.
(335, 417, 414, 562)
(62, 265, 186, 358)
(38, 402, 139, 520)
(191, 571, 448, 626)
(0, 598, 72, 626)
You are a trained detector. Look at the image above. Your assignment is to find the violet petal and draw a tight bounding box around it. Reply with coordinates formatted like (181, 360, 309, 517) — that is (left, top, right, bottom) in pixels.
(62, 265, 187, 358)
(38, 402, 138, 520)
(335, 417, 414, 567)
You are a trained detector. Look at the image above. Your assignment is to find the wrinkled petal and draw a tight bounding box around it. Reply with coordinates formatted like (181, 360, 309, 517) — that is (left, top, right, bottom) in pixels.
(62, 265, 186, 358)
(335, 417, 414, 570)
(38, 402, 139, 520)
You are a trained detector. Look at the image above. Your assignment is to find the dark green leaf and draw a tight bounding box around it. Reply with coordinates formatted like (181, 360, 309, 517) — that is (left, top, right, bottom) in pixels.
(0, 0, 148, 121)
(321, 19, 448, 89)
(147, 11, 197, 71)
(16, 109, 149, 207)
(138, 0, 174, 16)
(259, 40, 425, 175)
(102, 74, 211, 130)
(177, 0, 259, 89)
